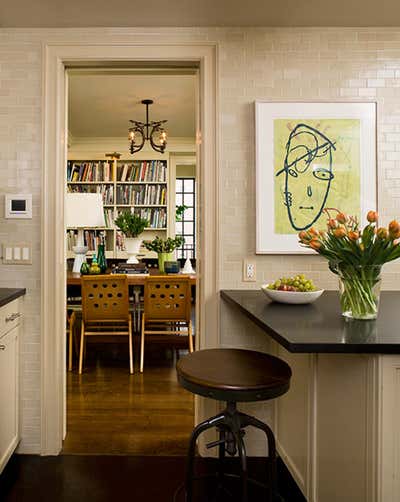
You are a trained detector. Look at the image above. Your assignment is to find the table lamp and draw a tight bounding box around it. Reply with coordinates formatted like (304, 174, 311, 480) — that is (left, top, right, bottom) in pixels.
(66, 193, 106, 273)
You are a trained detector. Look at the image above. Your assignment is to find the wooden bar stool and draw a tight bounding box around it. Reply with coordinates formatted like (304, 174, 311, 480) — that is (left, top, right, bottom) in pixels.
(176, 348, 292, 502)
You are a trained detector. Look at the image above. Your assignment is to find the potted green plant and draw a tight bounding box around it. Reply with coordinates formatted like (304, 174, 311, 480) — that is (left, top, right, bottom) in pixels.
(143, 235, 185, 272)
(175, 204, 188, 222)
(114, 211, 149, 264)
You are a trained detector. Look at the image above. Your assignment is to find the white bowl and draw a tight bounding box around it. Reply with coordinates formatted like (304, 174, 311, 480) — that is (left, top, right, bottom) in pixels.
(261, 284, 324, 304)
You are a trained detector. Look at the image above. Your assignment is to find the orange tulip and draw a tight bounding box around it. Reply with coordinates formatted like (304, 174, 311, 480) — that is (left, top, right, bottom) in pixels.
(333, 227, 347, 238)
(298, 231, 309, 241)
(336, 212, 347, 224)
(348, 230, 360, 241)
(377, 227, 388, 239)
(389, 220, 400, 239)
(308, 227, 318, 236)
(327, 218, 338, 229)
(367, 210, 378, 223)
(309, 239, 322, 250)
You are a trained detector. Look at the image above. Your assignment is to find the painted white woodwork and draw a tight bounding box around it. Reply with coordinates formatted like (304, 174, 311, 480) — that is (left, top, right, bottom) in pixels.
(270, 342, 400, 502)
(43, 42, 217, 455)
(0, 299, 22, 474)
(274, 347, 311, 496)
(379, 356, 400, 502)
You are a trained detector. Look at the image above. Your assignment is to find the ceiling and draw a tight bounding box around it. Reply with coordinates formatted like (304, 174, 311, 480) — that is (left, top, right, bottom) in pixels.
(2, 0, 400, 27)
(68, 71, 196, 139)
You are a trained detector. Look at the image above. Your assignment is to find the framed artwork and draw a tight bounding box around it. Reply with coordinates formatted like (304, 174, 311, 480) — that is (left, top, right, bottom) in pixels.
(255, 101, 377, 254)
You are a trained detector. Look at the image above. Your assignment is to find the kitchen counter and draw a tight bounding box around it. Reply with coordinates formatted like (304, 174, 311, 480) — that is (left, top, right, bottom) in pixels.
(221, 288, 400, 501)
(220, 290, 400, 353)
(0, 288, 26, 308)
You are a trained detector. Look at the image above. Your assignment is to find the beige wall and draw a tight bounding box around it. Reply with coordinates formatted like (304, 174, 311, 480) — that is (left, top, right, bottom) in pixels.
(2, 27, 400, 453)
(176, 164, 196, 177)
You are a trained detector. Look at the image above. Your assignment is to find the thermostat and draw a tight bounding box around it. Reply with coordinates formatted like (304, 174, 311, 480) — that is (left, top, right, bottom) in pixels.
(5, 194, 32, 219)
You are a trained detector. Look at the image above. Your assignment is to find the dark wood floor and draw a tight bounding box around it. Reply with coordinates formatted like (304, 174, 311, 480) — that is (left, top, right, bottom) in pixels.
(63, 343, 194, 455)
(0, 454, 306, 502)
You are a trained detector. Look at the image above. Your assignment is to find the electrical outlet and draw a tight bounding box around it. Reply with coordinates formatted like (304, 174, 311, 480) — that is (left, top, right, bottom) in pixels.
(243, 259, 256, 282)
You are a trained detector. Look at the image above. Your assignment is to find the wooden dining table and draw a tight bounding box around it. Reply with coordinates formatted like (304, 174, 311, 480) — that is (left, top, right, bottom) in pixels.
(66, 270, 196, 286)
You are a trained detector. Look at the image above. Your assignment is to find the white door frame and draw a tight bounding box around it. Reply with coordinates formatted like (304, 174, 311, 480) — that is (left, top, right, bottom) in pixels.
(42, 42, 218, 454)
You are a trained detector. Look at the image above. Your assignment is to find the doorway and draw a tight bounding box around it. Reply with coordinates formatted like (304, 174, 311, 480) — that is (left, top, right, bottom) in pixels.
(42, 42, 217, 455)
(63, 67, 198, 454)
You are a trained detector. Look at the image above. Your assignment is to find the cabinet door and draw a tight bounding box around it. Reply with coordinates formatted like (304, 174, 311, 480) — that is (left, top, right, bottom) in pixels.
(0, 324, 19, 474)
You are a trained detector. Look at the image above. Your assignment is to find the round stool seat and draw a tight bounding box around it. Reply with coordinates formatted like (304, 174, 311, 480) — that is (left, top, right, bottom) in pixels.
(176, 348, 292, 402)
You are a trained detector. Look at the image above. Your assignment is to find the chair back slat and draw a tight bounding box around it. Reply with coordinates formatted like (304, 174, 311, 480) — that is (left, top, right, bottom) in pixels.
(144, 276, 191, 322)
(81, 274, 129, 322)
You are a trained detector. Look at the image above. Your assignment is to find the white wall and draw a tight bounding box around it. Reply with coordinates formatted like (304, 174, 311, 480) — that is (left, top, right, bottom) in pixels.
(1, 27, 400, 453)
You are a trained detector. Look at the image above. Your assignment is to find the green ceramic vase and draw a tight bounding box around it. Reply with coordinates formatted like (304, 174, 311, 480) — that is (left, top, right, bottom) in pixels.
(158, 252, 173, 273)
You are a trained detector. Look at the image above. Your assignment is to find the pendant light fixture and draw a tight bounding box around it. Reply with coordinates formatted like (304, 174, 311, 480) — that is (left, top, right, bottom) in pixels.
(128, 99, 167, 155)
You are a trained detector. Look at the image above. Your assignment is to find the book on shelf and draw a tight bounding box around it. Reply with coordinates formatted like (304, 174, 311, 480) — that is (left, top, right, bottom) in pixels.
(116, 231, 125, 252)
(103, 208, 116, 228)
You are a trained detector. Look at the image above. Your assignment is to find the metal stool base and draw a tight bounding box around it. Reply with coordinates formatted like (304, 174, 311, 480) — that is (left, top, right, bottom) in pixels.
(183, 401, 279, 502)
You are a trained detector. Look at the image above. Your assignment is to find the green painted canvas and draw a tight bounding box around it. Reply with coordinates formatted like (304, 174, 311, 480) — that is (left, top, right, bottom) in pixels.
(274, 119, 360, 234)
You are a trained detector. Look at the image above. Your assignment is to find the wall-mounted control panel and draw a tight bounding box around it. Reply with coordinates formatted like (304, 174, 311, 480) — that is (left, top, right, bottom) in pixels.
(2, 243, 32, 264)
(5, 194, 32, 219)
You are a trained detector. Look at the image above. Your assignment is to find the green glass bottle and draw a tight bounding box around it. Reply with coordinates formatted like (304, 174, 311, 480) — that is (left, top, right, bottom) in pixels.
(80, 260, 90, 275)
(96, 243, 107, 273)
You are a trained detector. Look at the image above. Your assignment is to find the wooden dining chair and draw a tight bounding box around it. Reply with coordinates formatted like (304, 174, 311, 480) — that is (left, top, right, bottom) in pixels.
(140, 276, 194, 373)
(79, 274, 133, 374)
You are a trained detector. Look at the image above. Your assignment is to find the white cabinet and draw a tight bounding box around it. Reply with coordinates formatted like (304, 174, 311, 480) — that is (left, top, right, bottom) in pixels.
(0, 299, 21, 475)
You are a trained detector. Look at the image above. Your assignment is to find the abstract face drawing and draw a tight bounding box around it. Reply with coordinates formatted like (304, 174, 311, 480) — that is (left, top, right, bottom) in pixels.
(276, 123, 336, 231)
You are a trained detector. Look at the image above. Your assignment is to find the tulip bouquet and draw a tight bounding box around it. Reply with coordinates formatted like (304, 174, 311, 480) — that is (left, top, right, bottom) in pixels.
(298, 209, 400, 319)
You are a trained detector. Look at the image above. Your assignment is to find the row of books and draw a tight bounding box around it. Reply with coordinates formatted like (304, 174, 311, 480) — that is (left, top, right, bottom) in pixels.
(67, 184, 114, 205)
(117, 160, 167, 182)
(104, 208, 116, 228)
(67, 161, 113, 182)
(66, 230, 111, 252)
(116, 185, 167, 206)
(128, 208, 167, 228)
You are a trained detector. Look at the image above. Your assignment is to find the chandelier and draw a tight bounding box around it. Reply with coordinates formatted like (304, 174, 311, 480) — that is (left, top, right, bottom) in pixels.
(128, 99, 167, 155)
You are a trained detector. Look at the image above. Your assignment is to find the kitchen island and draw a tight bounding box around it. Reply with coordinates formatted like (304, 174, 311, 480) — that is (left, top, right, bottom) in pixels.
(221, 290, 400, 502)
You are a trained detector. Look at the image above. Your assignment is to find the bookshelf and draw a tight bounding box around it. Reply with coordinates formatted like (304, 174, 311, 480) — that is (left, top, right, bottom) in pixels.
(66, 157, 169, 259)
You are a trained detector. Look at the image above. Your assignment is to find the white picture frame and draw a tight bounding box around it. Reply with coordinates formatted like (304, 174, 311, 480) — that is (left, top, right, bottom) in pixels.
(255, 101, 377, 254)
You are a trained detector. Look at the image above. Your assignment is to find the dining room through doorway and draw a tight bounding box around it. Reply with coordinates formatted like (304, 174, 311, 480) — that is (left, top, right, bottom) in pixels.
(63, 66, 198, 455)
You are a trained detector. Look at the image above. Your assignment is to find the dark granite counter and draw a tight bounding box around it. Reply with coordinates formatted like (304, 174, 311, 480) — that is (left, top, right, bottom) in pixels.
(221, 290, 400, 354)
(0, 288, 26, 308)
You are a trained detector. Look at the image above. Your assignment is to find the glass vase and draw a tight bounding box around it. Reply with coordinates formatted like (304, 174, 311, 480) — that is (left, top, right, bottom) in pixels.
(336, 264, 382, 320)
(158, 252, 173, 273)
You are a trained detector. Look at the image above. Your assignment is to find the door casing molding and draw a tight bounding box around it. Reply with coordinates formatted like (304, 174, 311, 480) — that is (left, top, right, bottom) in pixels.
(42, 42, 218, 454)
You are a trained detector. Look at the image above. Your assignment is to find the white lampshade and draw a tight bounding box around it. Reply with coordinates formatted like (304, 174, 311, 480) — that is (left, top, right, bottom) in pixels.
(65, 193, 105, 228)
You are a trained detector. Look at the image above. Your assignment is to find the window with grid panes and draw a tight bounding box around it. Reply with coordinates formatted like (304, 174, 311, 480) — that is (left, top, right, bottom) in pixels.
(175, 178, 196, 259)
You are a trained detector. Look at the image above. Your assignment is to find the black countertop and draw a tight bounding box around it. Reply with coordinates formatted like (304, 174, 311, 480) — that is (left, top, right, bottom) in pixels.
(221, 290, 400, 354)
(0, 288, 26, 308)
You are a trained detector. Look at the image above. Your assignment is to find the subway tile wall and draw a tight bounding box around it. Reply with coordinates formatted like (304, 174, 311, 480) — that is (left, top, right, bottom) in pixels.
(1, 27, 400, 453)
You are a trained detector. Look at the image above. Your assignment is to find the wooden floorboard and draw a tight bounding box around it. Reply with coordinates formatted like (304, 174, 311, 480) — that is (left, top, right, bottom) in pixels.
(0, 455, 306, 502)
(63, 345, 194, 455)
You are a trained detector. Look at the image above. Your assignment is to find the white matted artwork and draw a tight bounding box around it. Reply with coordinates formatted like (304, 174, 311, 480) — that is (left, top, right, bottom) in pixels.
(255, 101, 377, 254)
